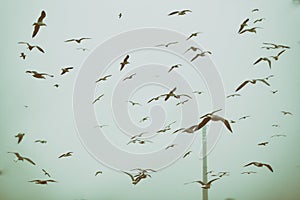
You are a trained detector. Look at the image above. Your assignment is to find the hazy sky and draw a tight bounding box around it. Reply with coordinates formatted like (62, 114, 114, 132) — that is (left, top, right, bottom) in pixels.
(1, 0, 300, 200)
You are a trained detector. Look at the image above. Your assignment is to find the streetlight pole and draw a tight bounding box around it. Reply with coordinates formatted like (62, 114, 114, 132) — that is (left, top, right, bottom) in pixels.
(202, 125, 208, 200)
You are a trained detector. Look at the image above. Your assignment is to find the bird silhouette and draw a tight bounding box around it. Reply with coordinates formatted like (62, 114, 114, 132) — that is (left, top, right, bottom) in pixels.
(122, 171, 151, 185)
(168, 9, 192, 16)
(270, 134, 287, 138)
(193, 91, 204, 95)
(184, 46, 201, 54)
(32, 10, 46, 38)
(120, 55, 130, 71)
(42, 169, 51, 177)
(18, 42, 45, 53)
(139, 116, 150, 123)
(94, 124, 108, 128)
(58, 152, 73, 158)
(64, 38, 91, 43)
(252, 8, 259, 12)
(29, 179, 56, 185)
(95, 171, 103, 176)
(235, 78, 270, 92)
(92, 94, 104, 104)
(123, 73, 136, 81)
(262, 42, 290, 49)
(185, 178, 220, 189)
(53, 84, 59, 88)
(272, 124, 280, 127)
(238, 18, 249, 33)
(7, 152, 36, 165)
(254, 18, 266, 24)
(20, 52, 26, 60)
(168, 64, 182, 73)
(244, 162, 273, 172)
(155, 41, 178, 48)
(95, 75, 112, 83)
(35, 140, 47, 144)
(61, 67, 73, 75)
(165, 144, 177, 150)
(127, 138, 153, 145)
(76, 47, 89, 51)
(239, 116, 250, 120)
(190, 51, 212, 62)
(182, 125, 199, 133)
(15, 133, 25, 144)
(226, 93, 241, 98)
(127, 100, 142, 106)
(253, 57, 272, 68)
(239, 27, 262, 34)
(118, 13, 122, 19)
(241, 171, 257, 174)
(176, 99, 189, 106)
(270, 50, 286, 61)
(26, 71, 54, 79)
(183, 151, 192, 158)
(258, 142, 269, 146)
(130, 132, 147, 140)
(172, 128, 185, 134)
(271, 90, 278, 94)
(281, 111, 292, 115)
(186, 32, 202, 40)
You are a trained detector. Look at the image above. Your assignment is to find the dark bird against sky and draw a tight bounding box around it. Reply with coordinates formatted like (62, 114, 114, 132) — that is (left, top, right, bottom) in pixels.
(32, 10, 46, 38)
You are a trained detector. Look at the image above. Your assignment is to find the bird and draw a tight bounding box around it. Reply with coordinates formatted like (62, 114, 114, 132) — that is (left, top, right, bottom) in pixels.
(196, 109, 232, 133)
(35, 140, 47, 144)
(190, 51, 212, 62)
(123, 73, 136, 81)
(258, 142, 269, 146)
(239, 116, 250, 120)
(218, 172, 230, 177)
(270, 50, 286, 61)
(26, 71, 54, 79)
(184, 46, 201, 54)
(53, 84, 59, 88)
(270, 134, 287, 138)
(130, 132, 147, 140)
(94, 124, 108, 128)
(20, 52, 26, 60)
(147, 96, 161, 103)
(254, 18, 266, 24)
(239, 27, 262, 34)
(168, 64, 182, 73)
(172, 128, 185, 134)
(206, 170, 214, 175)
(165, 144, 177, 150)
(29, 179, 57, 185)
(95, 75, 112, 83)
(183, 151, 192, 158)
(155, 41, 178, 48)
(182, 125, 199, 134)
(58, 152, 73, 158)
(168, 9, 192, 16)
(271, 90, 278, 94)
(244, 162, 273, 172)
(76, 47, 89, 51)
(148, 87, 191, 103)
(64, 38, 91, 43)
(15, 133, 25, 144)
(272, 124, 280, 127)
(18, 42, 45, 53)
(61, 67, 73, 75)
(7, 152, 36, 165)
(139, 116, 150, 123)
(252, 8, 259, 12)
(118, 13, 122, 19)
(253, 57, 272, 69)
(238, 18, 249, 33)
(262, 42, 290, 49)
(127, 138, 153, 145)
(42, 169, 51, 177)
(235, 78, 270, 92)
(92, 94, 104, 104)
(186, 32, 202, 40)
(281, 111, 292, 115)
(226, 93, 241, 98)
(32, 10, 46, 38)
(95, 171, 103, 176)
(176, 99, 189, 106)
(241, 171, 257, 175)
(120, 55, 130, 71)
(184, 178, 219, 189)
(157, 127, 171, 133)
(122, 171, 151, 185)
(193, 91, 204, 95)
(127, 100, 142, 106)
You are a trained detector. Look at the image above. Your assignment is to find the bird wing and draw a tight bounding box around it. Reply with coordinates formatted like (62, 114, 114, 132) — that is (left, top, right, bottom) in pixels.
(253, 58, 263, 65)
(124, 55, 129, 62)
(207, 178, 219, 185)
(244, 162, 255, 167)
(190, 54, 200, 62)
(64, 39, 76, 42)
(263, 164, 273, 172)
(177, 94, 192, 99)
(17, 136, 23, 144)
(18, 42, 29, 45)
(38, 10, 46, 22)
(257, 79, 270, 86)
(46, 180, 57, 182)
(223, 119, 233, 133)
(277, 49, 286, 57)
(24, 157, 36, 165)
(123, 171, 135, 181)
(183, 10, 192, 13)
(32, 25, 40, 38)
(196, 117, 211, 131)
(79, 37, 91, 42)
(35, 46, 45, 53)
(185, 180, 205, 185)
(168, 11, 179, 16)
(235, 80, 250, 92)
(183, 151, 191, 158)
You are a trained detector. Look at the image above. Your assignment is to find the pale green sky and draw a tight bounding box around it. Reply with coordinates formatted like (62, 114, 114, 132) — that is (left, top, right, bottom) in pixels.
(0, 0, 300, 200)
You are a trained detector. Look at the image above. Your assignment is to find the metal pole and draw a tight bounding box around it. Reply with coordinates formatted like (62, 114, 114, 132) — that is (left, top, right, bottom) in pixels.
(202, 126, 208, 200)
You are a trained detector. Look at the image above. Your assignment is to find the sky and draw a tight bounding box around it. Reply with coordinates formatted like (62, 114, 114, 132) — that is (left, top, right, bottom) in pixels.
(0, 0, 300, 200)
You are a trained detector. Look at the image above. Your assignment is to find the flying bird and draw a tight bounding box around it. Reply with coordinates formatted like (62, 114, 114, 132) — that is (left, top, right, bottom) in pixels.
(60, 67, 73, 75)
(239, 27, 262, 34)
(64, 38, 91, 43)
(123, 73, 136, 81)
(120, 55, 130, 71)
(186, 32, 202, 40)
(271, 90, 278, 94)
(226, 93, 241, 98)
(262, 42, 290, 49)
(244, 162, 273, 172)
(127, 100, 142, 106)
(155, 41, 178, 48)
(241, 171, 257, 175)
(254, 18, 266, 24)
(32, 10, 46, 38)
(76, 47, 89, 51)
(183, 151, 192, 158)
(253, 57, 272, 68)
(122, 171, 151, 185)
(272, 124, 280, 127)
(184, 178, 219, 189)
(94, 124, 108, 128)
(270, 50, 286, 61)
(168, 64, 182, 73)
(238, 18, 249, 33)
(127, 138, 153, 145)
(139, 116, 150, 123)
(42, 169, 51, 177)
(95, 74, 112, 83)
(15, 133, 25, 144)
(281, 111, 292, 115)
(35, 140, 47, 144)
(165, 144, 177, 150)
(235, 78, 270, 92)
(193, 91, 204, 95)
(118, 13, 122, 19)
(130, 132, 147, 140)
(176, 99, 189, 106)
(270, 134, 287, 138)
(252, 8, 259, 12)
(26, 71, 54, 79)
(168, 9, 192, 16)
(7, 152, 36, 165)
(172, 128, 185, 134)
(53, 84, 59, 88)
(239, 116, 250, 120)
(258, 142, 269, 146)
(18, 42, 45, 53)
(58, 152, 73, 158)
(20, 52, 26, 60)
(92, 94, 104, 104)
(184, 46, 201, 54)
(29, 179, 56, 185)
(95, 171, 103, 176)
(190, 51, 212, 62)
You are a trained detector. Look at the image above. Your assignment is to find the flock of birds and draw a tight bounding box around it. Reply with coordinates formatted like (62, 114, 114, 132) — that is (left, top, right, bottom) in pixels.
(4, 5, 296, 200)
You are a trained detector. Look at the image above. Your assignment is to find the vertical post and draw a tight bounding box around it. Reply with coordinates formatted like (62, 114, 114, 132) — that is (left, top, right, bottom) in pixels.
(202, 126, 208, 200)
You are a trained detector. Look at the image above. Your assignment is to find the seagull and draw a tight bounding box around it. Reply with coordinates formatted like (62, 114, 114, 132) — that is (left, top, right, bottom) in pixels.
(270, 134, 287, 138)
(165, 144, 177, 150)
(76, 47, 89, 51)
(26, 71, 54, 79)
(64, 38, 91, 43)
(18, 42, 45, 53)
(120, 55, 130, 71)
(270, 50, 286, 61)
(127, 100, 142, 106)
(118, 13, 122, 19)
(235, 78, 270, 92)
(15, 133, 25, 144)
(42, 169, 51, 177)
(252, 8, 259, 12)
(29, 179, 57, 185)
(32, 10, 46, 38)
(258, 142, 269, 146)
(95, 75, 112, 83)
(155, 42, 178, 48)
(186, 32, 202, 40)
(271, 90, 278, 94)
(7, 152, 36, 165)
(244, 162, 273, 172)
(130, 132, 147, 140)
(193, 91, 204, 95)
(61, 67, 73, 75)
(127, 138, 153, 145)
(184, 178, 219, 189)
(226, 93, 241, 98)
(241, 171, 257, 174)
(20, 52, 26, 60)
(53, 84, 59, 88)
(168, 64, 182, 73)
(196, 109, 232, 133)
(262, 42, 290, 49)
(92, 94, 104, 104)
(139, 116, 150, 123)
(95, 171, 103, 176)
(184, 46, 201, 54)
(176, 99, 189, 106)
(239, 116, 250, 120)
(182, 125, 198, 133)
(148, 87, 191, 103)
(272, 124, 280, 127)
(35, 140, 47, 144)
(147, 96, 161, 103)
(254, 18, 266, 24)
(94, 124, 108, 128)
(190, 51, 212, 62)
(281, 111, 292, 115)
(168, 9, 192, 16)
(122, 171, 151, 185)
(183, 151, 192, 158)
(238, 18, 249, 33)
(239, 27, 262, 34)
(253, 57, 272, 69)
(58, 152, 73, 158)
(123, 73, 136, 81)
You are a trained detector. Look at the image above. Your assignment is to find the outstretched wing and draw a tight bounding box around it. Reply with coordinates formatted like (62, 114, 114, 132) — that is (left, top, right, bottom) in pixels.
(253, 57, 263, 65)
(235, 80, 250, 92)
(196, 117, 211, 131)
(168, 11, 179, 16)
(38, 10, 46, 22)
(190, 54, 200, 62)
(24, 157, 36, 165)
(263, 164, 273, 172)
(64, 39, 76, 42)
(36, 46, 45, 53)
(32, 25, 40, 38)
(122, 171, 135, 181)
(223, 119, 233, 133)
(243, 162, 255, 167)
(257, 79, 270, 86)
(207, 178, 219, 185)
